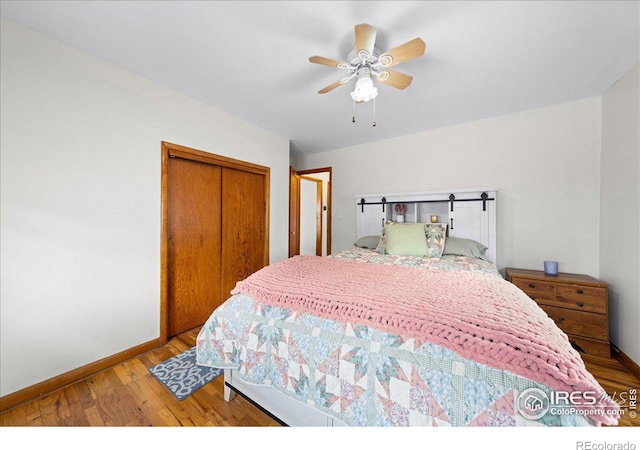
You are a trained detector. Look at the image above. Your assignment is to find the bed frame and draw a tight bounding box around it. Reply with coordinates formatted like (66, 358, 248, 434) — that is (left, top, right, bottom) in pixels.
(222, 187, 499, 426)
(223, 370, 347, 426)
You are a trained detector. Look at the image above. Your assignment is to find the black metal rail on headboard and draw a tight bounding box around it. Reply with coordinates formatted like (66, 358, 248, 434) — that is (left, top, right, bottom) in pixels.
(358, 192, 495, 213)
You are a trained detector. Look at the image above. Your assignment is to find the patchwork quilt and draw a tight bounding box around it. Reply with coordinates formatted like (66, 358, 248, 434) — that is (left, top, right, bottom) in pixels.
(195, 249, 604, 426)
(329, 248, 502, 276)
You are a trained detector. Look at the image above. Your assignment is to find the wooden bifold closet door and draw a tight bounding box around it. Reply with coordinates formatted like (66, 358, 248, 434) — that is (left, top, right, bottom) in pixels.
(221, 168, 267, 300)
(167, 157, 223, 337)
(162, 142, 269, 340)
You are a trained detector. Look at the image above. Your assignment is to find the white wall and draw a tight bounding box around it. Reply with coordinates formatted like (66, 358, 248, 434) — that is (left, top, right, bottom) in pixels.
(301, 98, 603, 277)
(600, 63, 640, 364)
(0, 17, 290, 396)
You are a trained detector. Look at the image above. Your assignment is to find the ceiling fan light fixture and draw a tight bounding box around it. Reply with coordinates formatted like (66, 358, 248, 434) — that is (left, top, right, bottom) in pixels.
(309, 23, 426, 124)
(350, 76, 378, 102)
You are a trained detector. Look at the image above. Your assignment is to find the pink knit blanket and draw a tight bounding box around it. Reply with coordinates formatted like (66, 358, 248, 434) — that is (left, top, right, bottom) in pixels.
(232, 255, 619, 425)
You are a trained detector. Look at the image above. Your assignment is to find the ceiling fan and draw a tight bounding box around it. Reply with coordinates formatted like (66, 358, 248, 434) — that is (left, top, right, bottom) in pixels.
(309, 23, 426, 107)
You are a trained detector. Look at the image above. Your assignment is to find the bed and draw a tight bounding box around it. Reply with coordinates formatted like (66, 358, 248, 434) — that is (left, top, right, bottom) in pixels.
(195, 188, 619, 427)
(196, 250, 619, 427)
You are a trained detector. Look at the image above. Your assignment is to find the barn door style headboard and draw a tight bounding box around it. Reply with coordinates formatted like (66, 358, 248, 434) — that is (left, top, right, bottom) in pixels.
(355, 187, 498, 265)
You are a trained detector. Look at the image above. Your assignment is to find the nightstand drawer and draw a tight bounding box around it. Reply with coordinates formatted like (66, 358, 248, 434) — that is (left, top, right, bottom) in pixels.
(555, 285, 607, 314)
(511, 278, 555, 302)
(540, 305, 608, 341)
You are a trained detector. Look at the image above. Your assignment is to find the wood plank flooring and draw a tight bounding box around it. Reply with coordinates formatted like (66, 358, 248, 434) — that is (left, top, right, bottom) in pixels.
(1, 327, 638, 427)
(582, 354, 640, 427)
(0, 327, 280, 427)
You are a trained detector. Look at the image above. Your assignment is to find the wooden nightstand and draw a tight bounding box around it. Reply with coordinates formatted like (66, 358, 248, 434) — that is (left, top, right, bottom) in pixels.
(505, 268, 611, 359)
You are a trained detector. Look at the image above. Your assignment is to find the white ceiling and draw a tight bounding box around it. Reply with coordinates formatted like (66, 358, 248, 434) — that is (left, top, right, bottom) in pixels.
(1, 1, 639, 156)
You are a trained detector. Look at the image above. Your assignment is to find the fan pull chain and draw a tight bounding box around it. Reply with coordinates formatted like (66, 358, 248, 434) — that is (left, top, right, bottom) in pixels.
(372, 97, 376, 127)
(351, 98, 377, 126)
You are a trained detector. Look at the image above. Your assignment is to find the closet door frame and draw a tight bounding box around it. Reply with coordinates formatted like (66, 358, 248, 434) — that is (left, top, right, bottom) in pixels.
(160, 141, 270, 344)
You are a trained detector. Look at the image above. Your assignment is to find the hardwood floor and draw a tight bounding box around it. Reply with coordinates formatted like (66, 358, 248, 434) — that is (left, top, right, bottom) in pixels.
(583, 354, 640, 427)
(0, 327, 280, 427)
(1, 327, 638, 427)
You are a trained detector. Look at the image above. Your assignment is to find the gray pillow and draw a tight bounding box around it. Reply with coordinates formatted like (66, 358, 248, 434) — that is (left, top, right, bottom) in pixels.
(443, 237, 488, 259)
(354, 235, 381, 249)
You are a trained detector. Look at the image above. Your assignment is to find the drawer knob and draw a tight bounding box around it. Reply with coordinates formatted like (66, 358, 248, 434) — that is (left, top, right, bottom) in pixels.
(577, 289, 584, 294)
(529, 295, 535, 300)
(556, 317, 566, 324)
(577, 302, 584, 307)
(529, 283, 536, 288)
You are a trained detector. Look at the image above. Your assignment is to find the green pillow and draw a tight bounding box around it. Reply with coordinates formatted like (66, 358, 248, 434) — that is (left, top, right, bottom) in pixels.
(384, 223, 430, 257)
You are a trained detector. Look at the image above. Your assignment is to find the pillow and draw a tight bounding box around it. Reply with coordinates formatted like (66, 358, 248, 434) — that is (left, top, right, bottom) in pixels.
(424, 223, 447, 258)
(443, 237, 488, 260)
(374, 220, 396, 254)
(354, 235, 381, 249)
(384, 222, 430, 257)
(375, 234, 387, 254)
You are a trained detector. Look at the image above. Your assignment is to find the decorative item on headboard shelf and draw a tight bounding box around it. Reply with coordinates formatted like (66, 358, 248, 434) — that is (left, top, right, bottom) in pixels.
(394, 203, 406, 222)
(430, 215, 438, 223)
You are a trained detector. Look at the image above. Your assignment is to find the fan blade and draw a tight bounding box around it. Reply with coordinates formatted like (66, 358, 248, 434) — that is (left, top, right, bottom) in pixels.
(309, 55, 348, 68)
(355, 23, 377, 57)
(377, 69, 413, 90)
(378, 38, 426, 68)
(318, 80, 345, 94)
